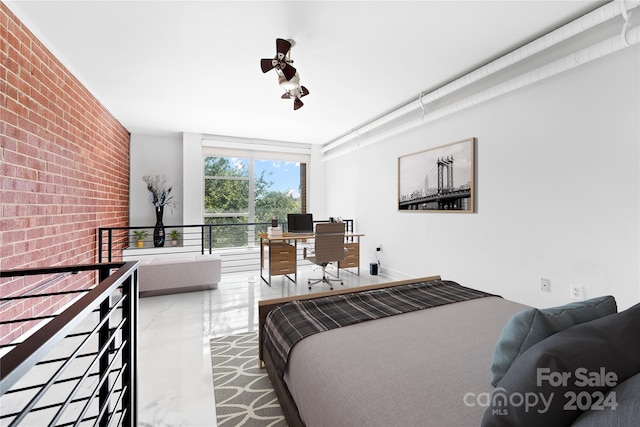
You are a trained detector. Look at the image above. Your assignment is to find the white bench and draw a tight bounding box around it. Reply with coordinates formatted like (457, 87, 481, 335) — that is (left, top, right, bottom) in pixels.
(137, 254, 221, 296)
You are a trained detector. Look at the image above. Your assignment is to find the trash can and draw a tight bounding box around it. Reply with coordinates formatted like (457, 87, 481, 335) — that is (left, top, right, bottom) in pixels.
(370, 262, 378, 275)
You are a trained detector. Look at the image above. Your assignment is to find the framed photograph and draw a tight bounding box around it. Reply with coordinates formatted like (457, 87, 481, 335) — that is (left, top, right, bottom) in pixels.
(398, 137, 475, 212)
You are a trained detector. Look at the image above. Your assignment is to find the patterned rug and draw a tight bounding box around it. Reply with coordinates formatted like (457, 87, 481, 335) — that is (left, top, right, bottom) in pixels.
(210, 332, 287, 426)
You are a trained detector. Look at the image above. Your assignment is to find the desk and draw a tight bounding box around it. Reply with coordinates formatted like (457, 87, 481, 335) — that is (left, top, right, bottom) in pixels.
(259, 232, 364, 286)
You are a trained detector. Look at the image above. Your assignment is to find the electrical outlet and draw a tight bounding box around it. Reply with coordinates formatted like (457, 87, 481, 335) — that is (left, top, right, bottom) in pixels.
(570, 284, 584, 300)
(540, 278, 551, 292)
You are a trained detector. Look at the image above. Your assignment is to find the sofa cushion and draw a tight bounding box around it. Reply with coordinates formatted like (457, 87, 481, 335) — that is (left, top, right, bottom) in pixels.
(490, 296, 617, 386)
(481, 302, 640, 427)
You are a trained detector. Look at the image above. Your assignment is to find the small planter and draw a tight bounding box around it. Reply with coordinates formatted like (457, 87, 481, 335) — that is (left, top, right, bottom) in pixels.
(133, 230, 149, 249)
(168, 230, 181, 247)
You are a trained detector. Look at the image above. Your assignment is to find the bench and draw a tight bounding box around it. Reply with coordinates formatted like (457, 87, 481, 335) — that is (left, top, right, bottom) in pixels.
(138, 254, 221, 296)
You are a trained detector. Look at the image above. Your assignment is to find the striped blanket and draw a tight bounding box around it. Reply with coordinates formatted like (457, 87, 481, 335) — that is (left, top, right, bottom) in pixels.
(263, 279, 496, 377)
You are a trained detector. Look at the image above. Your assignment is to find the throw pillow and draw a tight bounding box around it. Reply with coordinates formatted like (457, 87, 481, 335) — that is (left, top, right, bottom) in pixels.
(490, 296, 616, 386)
(481, 302, 640, 427)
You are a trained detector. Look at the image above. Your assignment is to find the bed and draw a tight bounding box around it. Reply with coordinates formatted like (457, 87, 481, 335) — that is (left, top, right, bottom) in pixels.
(257, 276, 528, 426)
(258, 276, 640, 427)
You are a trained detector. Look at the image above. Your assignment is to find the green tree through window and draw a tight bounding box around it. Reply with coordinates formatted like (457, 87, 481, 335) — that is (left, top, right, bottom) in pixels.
(204, 156, 304, 248)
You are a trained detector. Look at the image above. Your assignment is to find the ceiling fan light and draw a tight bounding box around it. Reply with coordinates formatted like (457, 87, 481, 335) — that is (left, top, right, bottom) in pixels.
(279, 74, 300, 90)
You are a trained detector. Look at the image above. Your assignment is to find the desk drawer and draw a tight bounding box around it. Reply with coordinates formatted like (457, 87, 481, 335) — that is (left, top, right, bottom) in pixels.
(271, 264, 296, 275)
(340, 242, 359, 269)
(270, 243, 296, 275)
(339, 260, 359, 269)
(270, 246, 295, 262)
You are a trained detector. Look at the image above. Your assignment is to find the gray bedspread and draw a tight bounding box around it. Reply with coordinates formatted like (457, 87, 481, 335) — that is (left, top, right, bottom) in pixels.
(265, 279, 495, 378)
(283, 296, 529, 427)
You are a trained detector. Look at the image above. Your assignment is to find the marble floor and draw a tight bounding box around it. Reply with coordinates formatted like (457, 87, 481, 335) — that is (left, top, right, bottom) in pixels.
(138, 264, 390, 427)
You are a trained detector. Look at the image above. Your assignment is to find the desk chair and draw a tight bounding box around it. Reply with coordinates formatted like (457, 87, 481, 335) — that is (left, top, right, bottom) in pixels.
(303, 222, 347, 290)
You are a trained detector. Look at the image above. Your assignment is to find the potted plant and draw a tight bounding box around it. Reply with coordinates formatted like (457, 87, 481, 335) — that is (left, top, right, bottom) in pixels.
(168, 229, 181, 246)
(133, 230, 149, 248)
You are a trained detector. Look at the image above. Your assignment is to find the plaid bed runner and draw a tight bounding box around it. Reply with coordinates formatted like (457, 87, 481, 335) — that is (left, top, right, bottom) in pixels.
(263, 279, 496, 377)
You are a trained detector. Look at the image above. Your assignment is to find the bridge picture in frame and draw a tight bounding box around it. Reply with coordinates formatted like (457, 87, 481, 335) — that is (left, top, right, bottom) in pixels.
(398, 137, 475, 212)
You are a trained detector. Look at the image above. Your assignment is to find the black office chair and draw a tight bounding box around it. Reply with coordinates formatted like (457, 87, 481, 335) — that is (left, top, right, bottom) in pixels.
(303, 222, 347, 290)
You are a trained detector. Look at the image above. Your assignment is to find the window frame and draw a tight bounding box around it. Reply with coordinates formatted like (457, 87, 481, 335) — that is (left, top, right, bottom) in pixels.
(201, 138, 311, 241)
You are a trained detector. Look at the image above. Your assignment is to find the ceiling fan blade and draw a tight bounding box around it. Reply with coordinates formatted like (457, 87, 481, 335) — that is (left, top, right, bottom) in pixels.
(281, 64, 297, 81)
(294, 98, 304, 110)
(281, 93, 292, 99)
(276, 38, 292, 56)
(261, 58, 276, 73)
(300, 86, 309, 97)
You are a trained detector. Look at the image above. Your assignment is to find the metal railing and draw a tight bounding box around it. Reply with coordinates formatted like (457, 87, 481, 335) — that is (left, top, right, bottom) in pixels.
(98, 220, 354, 268)
(0, 262, 139, 427)
(98, 223, 272, 263)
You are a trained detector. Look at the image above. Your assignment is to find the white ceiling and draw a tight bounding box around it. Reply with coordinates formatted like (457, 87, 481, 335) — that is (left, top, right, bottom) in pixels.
(5, 0, 604, 145)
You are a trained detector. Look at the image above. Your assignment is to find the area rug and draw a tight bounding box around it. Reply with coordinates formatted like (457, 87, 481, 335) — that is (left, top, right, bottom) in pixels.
(210, 332, 287, 426)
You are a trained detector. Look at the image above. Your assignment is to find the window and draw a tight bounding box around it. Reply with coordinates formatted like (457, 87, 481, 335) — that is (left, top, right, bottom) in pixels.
(203, 155, 307, 248)
(254, 159, 304, 220)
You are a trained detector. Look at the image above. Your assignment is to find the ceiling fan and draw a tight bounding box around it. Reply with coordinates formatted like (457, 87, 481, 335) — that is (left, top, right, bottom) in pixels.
(260, 38, 297, 80)
(260, 38, 310, 110)
(282, 85, 310, 111)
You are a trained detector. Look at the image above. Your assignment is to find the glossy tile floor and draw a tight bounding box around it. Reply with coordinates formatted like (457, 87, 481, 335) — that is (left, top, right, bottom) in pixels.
(138, 264, 390, 427)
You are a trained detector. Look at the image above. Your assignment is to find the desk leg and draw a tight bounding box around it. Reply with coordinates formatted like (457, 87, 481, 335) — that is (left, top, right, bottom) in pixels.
(357, 236, 361, 276)
(260, 237, 271, 286)
(281, 238, 297, 284)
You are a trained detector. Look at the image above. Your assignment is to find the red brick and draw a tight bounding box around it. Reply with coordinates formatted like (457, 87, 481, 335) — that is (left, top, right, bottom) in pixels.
(0, 3, 130, 344)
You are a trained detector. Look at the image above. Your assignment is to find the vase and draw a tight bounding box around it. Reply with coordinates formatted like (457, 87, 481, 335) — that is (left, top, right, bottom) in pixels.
(153, 206, 165, 247)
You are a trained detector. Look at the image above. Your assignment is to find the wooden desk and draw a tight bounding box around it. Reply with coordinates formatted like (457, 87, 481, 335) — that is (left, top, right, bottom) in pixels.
(259, 232, 364, 286)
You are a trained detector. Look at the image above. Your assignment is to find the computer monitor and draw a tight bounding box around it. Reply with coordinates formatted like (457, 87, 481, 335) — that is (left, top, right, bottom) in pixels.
(287, 213, 314, 234)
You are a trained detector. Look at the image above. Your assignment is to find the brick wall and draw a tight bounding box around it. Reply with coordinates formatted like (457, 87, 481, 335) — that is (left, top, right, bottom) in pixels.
(0, 3, 130, 344)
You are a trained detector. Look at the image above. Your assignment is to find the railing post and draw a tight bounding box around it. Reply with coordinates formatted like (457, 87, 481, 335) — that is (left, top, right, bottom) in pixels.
(201, 226, 205, 255)
(121, 268, 138, 427)
(208, 225, 213, 255)
(98, 229, 103, 263)
(98, 266, 111, 427)
(108, 229, 113, 262)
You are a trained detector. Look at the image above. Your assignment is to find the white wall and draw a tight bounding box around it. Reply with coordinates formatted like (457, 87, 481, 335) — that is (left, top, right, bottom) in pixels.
(308, 144, 326, 219)
(325, 46, 640, 310)
(182, 132, 203, 225)
(129, 133, 183, 227)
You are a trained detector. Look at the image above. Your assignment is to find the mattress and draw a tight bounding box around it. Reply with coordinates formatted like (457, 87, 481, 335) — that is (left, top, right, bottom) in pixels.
(282, 296, 529, 427)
